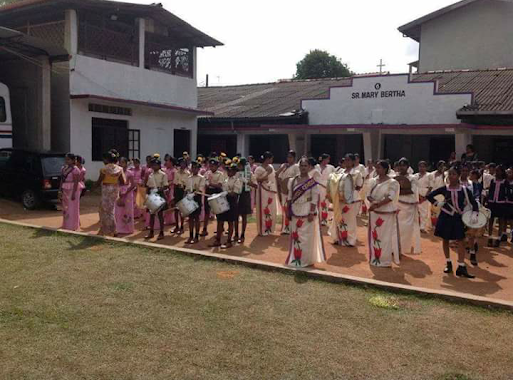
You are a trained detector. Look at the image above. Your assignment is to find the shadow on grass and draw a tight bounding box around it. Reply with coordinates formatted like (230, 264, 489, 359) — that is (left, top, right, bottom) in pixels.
(30, 228, 59, 239)
(66, 236, 106, 251)
(294, 271, 309, 284)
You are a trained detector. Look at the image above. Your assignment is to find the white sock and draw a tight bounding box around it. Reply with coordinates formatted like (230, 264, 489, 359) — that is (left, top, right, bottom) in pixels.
(459, 263, 466, 268)
(469, 250, 475, 255)
(446, 259, 451, 263)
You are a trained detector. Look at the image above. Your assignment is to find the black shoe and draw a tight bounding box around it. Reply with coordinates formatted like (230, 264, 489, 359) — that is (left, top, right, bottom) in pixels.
(470, 253, 478, 266)
(494, 239, 501, 248)
(444, 262, 453, 274)
(501, 234, 508, 242)
(456, 265, 475, 279)
(474, 242, 479, 253)
(487, 238, 494, 247)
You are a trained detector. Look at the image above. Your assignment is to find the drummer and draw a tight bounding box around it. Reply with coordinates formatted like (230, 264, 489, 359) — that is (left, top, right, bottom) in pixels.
(426, 165, 479, 278)
(276, 150, 300, 235)
(185, 161, 205, 244)
(145, 157, 169, 241)
(172, 158, 190, 235)
(210, 164, 242, 249)
(202, 158, 226, 237)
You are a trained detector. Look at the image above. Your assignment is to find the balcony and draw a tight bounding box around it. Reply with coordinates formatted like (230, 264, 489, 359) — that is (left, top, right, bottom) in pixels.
(145, 32, 193, 78)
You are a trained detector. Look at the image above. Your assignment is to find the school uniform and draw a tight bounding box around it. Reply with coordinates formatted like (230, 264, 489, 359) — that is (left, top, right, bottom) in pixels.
(237, 165, 254, 216)
(218, 176, 242, 222)
(185, 174, 205, 218)
(487, 179, 509, 219)
(426, 186, 479, 241)
(204, 170, 226, 214)
(173, 169, 190, 203)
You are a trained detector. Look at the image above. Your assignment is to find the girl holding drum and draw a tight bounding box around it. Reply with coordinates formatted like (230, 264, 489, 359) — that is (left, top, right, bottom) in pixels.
(185, 161, 205, 244)
(426, 166, 479, 278)
(145, 158, 169, 241)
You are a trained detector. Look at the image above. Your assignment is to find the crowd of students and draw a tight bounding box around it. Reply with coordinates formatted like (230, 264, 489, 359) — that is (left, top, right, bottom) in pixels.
(57, 146, 512, 279)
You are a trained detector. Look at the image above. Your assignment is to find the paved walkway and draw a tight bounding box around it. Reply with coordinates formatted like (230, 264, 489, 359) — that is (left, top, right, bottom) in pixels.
(1, 195, 512, 303)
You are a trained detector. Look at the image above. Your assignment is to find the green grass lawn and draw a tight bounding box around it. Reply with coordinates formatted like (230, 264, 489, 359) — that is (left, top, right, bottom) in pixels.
(0, 223, 512, 380)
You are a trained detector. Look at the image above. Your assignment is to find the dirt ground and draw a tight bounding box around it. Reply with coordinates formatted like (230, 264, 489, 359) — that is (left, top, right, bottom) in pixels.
(1, 194, 512, 303)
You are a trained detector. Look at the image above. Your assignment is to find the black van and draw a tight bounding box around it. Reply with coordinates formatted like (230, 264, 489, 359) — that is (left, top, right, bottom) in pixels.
(0, 148, 65, 209)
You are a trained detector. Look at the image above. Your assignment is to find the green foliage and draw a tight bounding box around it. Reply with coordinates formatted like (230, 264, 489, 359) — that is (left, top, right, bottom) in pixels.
(294, 49, 352, 80)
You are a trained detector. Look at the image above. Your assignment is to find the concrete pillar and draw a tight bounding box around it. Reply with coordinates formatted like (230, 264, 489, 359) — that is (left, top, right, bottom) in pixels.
(363, 132, 373, 162)
(287, 133, 297, 153)
(455, 131, 472, 159)
(137, 18, 145, 69)
(190, 124, 198, 159)
(237, 133, 247, 157)
(296, 133, 306, 157)
(40, 57, 51, 151)
(193, 47, 198, 82)
(64, 9, 78, 55)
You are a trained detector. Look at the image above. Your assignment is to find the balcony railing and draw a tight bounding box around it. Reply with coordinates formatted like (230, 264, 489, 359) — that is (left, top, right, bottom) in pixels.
(16, 20, 65, 47)
(145, 37, 193, 78)
(78, 22, 139, 66)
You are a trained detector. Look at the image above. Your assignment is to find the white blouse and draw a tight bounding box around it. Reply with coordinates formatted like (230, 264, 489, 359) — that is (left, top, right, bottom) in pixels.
(288, 176, 319, 217)
(367, 178, 400, 213)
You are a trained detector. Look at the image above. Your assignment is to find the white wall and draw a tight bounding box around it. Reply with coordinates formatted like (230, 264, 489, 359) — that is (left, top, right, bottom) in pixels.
(302, 75, 472, 126)
(419, 0, 513, 72)
(70, 54, 198, 109)
(70, 99, 197, 179)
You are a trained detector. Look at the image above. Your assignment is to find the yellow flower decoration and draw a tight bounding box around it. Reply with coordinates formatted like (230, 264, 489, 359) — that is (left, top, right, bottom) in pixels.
(232, 157, 240, 164)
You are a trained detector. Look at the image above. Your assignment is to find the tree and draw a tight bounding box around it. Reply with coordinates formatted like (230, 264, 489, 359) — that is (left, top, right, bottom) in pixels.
(294, 50, 352, 80)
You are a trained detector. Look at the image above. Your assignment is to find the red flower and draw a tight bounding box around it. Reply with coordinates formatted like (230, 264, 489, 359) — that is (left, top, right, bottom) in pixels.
(264, 208, 271, 216)
(321, 212, 328, 220)
(285, 218, 290, 226)
(374, 248, 382, 259)
(292, 231, 299, 241)
(375, 217, 384, 227)
(321, 201, 327, 209)
(296, 219, 304, 228)
(372, 230, 378, 240)
(362, 205, 368, 213)
(294, 248, 302, 260)
(339, 230, 348, 240)
(265, 219, 273, 229)
(342, 205, 350, 214)
(267, 197, 273, 205)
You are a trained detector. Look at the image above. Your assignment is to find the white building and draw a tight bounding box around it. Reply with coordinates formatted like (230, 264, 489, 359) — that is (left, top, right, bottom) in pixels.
(0, 0, 221, 178)
(198, 0, 513, 166)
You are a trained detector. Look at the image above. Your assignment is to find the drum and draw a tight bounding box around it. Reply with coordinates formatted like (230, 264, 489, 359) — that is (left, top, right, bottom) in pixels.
(462, 210, 488, 229)
(208, 192, 230, 215)
(145, 190, 166, 214)
(176, 195, 199, 217)
(340, 173, 354, 203)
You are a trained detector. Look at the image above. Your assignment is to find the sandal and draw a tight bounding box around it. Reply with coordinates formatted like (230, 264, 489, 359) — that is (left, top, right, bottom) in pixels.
(238, 235, 245, 244)
(145, 232, 155, 240)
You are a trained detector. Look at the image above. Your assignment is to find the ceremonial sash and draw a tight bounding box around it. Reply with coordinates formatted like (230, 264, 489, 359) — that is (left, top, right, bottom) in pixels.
(291, 177, 317, 205)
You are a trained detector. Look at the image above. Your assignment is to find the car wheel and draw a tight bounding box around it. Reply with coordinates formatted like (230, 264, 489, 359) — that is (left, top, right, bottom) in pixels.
(21, 189, 40, 210)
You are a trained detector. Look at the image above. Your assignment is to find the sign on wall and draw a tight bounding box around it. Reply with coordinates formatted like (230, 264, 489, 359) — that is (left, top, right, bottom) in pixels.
(302, 74, 472, 126)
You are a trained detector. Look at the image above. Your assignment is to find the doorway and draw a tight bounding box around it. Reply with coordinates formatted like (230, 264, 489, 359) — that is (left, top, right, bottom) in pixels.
(174, 129, 191, 157)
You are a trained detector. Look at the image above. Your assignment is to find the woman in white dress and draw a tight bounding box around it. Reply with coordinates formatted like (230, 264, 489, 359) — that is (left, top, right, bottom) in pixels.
(315, 153, 336, 226)
(286, 158, 326, 267)
(329, 154, 363, 247)
(415, 161, 433, 233)
(255, 151, 279, 236)
(367, 160, 401, 268)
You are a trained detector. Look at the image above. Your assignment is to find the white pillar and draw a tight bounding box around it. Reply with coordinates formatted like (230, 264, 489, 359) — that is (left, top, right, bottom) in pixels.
(455, 131, 472, 159)
(137, 18, 145, 69)
(40, 57, 51, 151)
(288, 132, 297, 153)
(236, 133, 246, 157)
(363, 132, 373, 162)
(190, 123, 198, 159)
(64, 9, 78, 55)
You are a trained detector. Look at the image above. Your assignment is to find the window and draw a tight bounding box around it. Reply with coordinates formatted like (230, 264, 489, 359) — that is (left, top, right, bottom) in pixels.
(89, 103, 132, 116)
(0, 97, 6, 122)
(0, 150, 12, 169)
(128, 129, 140, 160)
(92, 118, 128, 161)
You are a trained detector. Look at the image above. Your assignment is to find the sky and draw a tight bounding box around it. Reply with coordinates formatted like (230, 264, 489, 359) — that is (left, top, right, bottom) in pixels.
(128, 0, 460, 86)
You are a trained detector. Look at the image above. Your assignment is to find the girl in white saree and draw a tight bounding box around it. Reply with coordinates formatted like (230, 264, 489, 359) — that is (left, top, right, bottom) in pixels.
(367, 160, 401, 267)
(286, 158, 326, 267)
(255, 151, 279, 236)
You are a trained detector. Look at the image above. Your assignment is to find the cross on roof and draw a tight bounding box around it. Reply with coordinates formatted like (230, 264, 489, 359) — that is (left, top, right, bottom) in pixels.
(377, 59, 386, 74)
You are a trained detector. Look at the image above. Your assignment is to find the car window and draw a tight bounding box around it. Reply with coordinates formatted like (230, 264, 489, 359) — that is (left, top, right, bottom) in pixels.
(0, 97, 6, 123)
(41, 156, 65, 176)
(0, 150, 12, 169)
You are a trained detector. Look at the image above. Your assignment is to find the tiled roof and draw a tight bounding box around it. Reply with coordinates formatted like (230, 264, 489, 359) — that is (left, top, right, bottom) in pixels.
(198, 69, 513, 118)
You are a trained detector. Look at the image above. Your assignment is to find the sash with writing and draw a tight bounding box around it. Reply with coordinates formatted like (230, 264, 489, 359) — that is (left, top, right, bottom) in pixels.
(289, 176, 318, 214)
